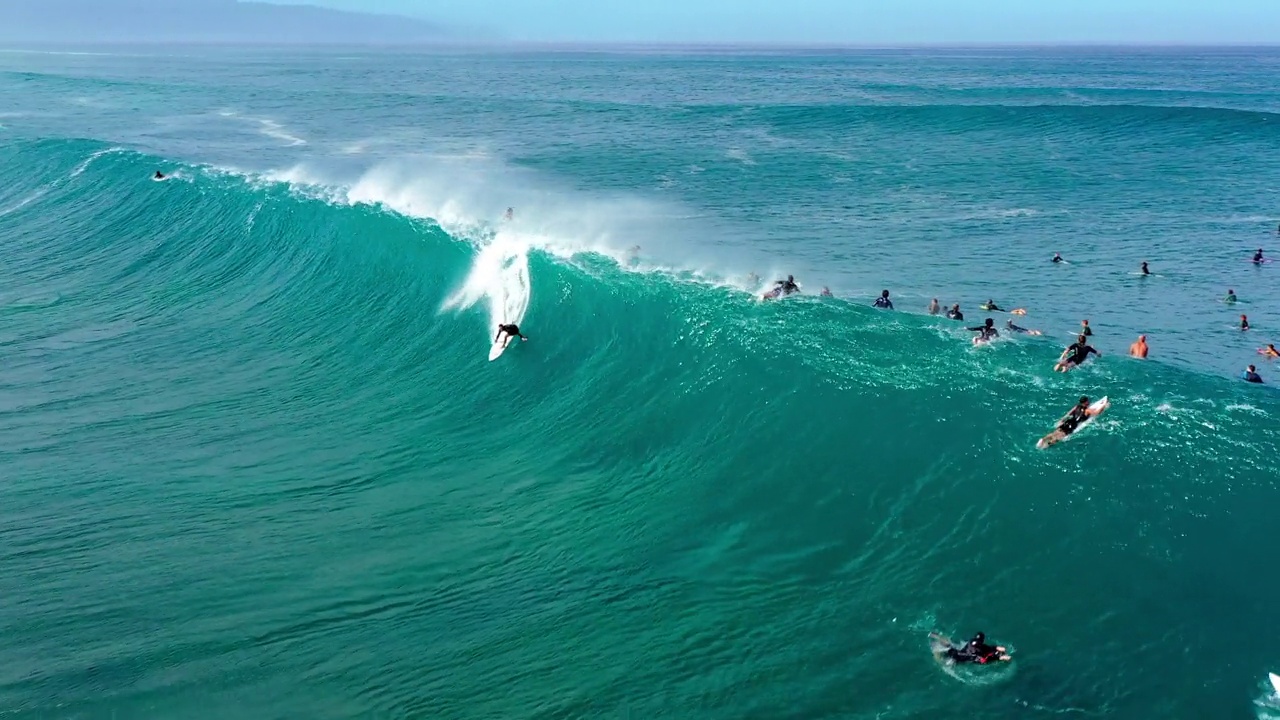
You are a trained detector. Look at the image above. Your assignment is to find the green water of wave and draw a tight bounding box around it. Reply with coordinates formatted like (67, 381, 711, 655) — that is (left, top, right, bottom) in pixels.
(2, 138, 1280, 718)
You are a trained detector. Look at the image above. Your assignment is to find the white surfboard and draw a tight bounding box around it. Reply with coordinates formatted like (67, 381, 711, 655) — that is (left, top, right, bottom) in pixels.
(1037, 397, 1109, 449)
(488, 335, 509, 362)
(1270, 672, 1280, 695)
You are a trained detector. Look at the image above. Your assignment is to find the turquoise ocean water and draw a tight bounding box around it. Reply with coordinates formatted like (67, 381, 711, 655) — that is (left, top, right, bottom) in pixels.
(2, 46, 1280, 718)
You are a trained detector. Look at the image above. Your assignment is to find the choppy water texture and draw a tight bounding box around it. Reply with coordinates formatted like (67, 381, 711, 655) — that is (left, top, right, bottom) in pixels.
(2, 46, 1280, 719)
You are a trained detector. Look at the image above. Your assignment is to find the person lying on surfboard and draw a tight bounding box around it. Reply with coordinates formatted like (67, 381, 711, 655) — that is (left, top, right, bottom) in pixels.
(934, 632, 1010, 664)
(1261, 344, 1279, 359)
(1056, 396, 1094, 436)
(495, 323, 527, 345)
(1005, 319, 1041, 336)
(1055, 335, 1100, 372)
(978, 299, 1003, 311)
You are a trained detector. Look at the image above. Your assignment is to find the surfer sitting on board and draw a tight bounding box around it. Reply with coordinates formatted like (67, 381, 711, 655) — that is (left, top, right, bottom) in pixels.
(154, 170, 166, 180)
(945, 304, 964, 321)
(968, 318, 998, 342)
(1140, 261, 1150, 275)
(873, 289, 893, 309)
(1254, 248, 1266, 264)
(1005, 319, 1040, 336)
(1241, 314, 1251, 331)
(1225, 289, 1237, 303)
(1052, 252, 1064, 263)
(1242, 365, 1264, 384)
(1055, 335, 1100, 372)
(934, 632, 1010, 664)
(928, 298, 940, 315)
(495, 323, 527, 346)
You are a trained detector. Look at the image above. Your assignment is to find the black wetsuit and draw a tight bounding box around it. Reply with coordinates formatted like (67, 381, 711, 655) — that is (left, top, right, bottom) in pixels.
(945, 640, 1003, 665)
(1254, 251, 1265, 263)
(496, 324, 524, 341)
(1243, 371, 1264, 384)
(946, 309, 964, 321)
(1062, 342, 1098, 367)
(1058, 404, 1090, 434)
(774, 281, 799, 296)
(968, 325, 998, 341)
(1006, 321, 1030, 334)
(1052, 256, 1063, 263)
(873, 296, 894, 309)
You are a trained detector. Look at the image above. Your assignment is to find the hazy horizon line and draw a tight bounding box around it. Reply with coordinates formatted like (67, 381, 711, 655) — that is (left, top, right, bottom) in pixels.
(5, 39, 1280, 51)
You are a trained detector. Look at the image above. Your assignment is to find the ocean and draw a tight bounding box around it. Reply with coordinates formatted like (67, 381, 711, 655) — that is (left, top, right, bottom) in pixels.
(1, 45, 1279, 719)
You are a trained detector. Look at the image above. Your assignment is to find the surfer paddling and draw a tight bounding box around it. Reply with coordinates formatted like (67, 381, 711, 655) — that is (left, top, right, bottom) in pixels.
(1005, 319, 1040, 336)
(1055, 335, 1100, 372)
(931, 632, 1010, 665)
(968, 318, 998, 344)
(764, 275, 800, 299)
(1040, 396, 1098, 446)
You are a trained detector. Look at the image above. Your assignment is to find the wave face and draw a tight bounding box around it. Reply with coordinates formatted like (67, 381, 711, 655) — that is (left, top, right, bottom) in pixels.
(2, 49, 1280, 719)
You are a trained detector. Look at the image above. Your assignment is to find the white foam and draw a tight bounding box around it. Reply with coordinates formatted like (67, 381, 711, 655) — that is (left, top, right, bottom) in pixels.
(218, 110, 307, 147)
(235, 152, 777, 330)
(69, 147, 125, 179)
(0, 189, 49, 217)
(441, 232, 531, 334)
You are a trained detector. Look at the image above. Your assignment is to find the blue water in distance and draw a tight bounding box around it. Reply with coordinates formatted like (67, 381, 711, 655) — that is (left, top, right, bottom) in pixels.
(1, 45, 1280, 719)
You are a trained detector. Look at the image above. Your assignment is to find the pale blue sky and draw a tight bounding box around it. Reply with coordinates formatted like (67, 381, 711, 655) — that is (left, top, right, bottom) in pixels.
(266, 0, 1280, 43)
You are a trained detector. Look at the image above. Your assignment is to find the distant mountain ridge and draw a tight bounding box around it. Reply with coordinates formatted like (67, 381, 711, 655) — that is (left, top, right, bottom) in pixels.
(0, 0, 445, 44)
